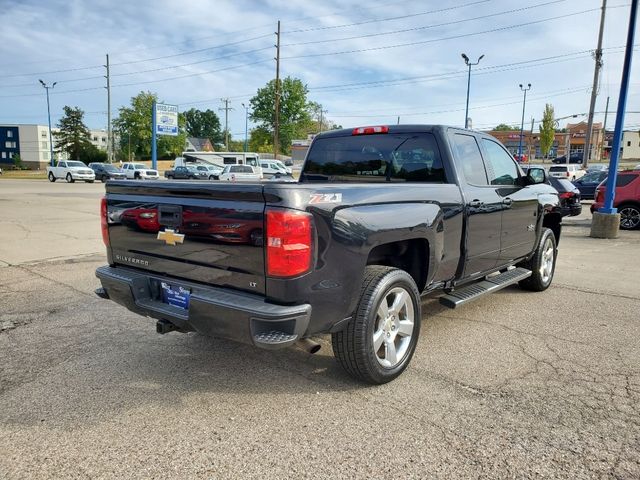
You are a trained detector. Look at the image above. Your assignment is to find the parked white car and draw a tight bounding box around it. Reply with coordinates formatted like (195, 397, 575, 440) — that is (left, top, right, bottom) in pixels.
(259, 160, 291, 177)
(219, 165, 262, 182)
(121, 162, 159, 180)
(195, 164, 224, 180)
(548, 164, 585, 181)
(47, 160, 95, 183)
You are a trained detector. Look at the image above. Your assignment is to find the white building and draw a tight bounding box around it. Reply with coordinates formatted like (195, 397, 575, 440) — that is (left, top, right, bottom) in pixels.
(621, 131, 640, 160)
(0, 124, 116, 170)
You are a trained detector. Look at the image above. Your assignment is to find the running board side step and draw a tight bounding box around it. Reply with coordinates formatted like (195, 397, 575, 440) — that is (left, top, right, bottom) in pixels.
(439, 268, 532, 309)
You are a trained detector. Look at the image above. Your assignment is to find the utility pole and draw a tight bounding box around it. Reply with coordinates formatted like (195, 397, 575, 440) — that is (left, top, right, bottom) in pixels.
(530, 117, 535, 160)
(38, 79, 56, 166)
(583, 0, 607, 168)
(274, 20, 281, 159)
(219, 98, 233, 151)
(105, 54, 112, 163)
(241, 103, 249, 152)
(518, 83, 532, 160)
(601, 96, 610, 160)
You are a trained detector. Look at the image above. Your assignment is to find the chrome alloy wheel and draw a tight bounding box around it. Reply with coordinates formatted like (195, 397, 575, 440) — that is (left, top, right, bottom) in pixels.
(540, 236, 555, 284)
(373, 287, 415, 368)
(620, 206, 640, 230)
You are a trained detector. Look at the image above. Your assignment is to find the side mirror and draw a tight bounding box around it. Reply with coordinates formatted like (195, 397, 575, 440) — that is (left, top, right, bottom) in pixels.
(527, 167, 546, 185)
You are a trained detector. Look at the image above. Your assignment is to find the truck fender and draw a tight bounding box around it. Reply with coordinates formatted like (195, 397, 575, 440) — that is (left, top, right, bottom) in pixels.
(332, 202, 445, 285)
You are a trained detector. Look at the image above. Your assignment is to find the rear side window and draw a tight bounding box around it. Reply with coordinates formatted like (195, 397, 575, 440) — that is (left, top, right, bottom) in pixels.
(616, 174, 638, 187)
(303, 132, 445, 183)
(453, 134, 487, 186)
(481, 139, 519, 186)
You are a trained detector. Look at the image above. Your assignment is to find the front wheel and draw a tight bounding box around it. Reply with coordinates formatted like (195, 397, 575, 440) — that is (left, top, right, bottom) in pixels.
(65, 173, 74, 183)
(332, 266, 421, 384)
(619, 204, 640, 230)
(209, 175, 215, 180)
(48, 172, 56, 182)
(518, 228, 557, 291)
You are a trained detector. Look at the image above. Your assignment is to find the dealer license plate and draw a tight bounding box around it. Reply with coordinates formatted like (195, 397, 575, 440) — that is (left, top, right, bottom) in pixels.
(161, 282, 191, 310)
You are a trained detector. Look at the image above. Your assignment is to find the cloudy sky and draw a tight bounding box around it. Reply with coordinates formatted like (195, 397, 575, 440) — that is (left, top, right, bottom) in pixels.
(0, 0, 638, 139)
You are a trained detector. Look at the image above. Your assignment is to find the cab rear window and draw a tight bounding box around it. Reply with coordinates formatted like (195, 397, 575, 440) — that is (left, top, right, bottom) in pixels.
(302, 133, 445, 183)
(549, 166, 568, 172)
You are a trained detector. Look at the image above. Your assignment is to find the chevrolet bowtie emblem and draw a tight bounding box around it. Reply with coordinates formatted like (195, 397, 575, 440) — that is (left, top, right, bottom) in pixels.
(157, 228, 185, 246)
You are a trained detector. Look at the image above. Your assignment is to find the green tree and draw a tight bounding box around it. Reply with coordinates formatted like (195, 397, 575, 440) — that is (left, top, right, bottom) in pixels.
(113, 91, 186, 160)
(539, 104, 555, 158)
(54, 106, 92, 160)
(83, 144, 108, 163)
(248, 126, 273, 153)
(493, 123, 518, 131)
(183, 108, 223, 145)
(249, 77, 311, 155)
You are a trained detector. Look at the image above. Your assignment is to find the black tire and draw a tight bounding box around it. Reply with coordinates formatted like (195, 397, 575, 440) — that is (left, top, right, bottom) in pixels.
(48, 172, 56, 182)
(332, 266, 421, 384)
(518, 228, 557, 291)
(86, 180, 94, 183)
(66, 173, 74, 183)
(209, 175, 215, 180)
(618, 203, 640, 230)
(134, 172, 140, 180)
(249, 229, 263, 247)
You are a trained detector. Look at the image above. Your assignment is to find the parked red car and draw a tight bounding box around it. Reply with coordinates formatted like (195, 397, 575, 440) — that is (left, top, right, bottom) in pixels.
(591, 171, 640, 230)
(120, 207, 160, 233)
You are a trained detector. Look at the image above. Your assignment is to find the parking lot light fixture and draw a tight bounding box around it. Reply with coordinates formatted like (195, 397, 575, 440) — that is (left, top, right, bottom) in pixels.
(39, 79, 57, 167)
(462, 53, 484, 129)
(518, 83, 532, 159)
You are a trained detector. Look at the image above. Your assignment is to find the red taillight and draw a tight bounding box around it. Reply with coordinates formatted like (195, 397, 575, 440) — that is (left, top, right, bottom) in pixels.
(266, 209, 312, 277)
(352, 125, 389, 135)
(559, 192, 573, 199)
(566, 172, 570, 177)
(100, 197, 109, 247)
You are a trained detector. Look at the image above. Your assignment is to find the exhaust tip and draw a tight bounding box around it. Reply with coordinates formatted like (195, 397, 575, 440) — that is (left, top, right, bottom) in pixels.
(295, 338, 321, 354)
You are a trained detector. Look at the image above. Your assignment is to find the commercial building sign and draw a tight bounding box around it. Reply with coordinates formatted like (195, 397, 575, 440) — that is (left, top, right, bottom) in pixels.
(155, 103, 178, 136)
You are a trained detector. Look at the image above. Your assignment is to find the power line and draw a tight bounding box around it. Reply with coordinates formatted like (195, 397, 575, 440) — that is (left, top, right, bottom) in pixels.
(283, 0, 566, 47)
(284, 0, 492, 34)
(283, 7, 624, 60)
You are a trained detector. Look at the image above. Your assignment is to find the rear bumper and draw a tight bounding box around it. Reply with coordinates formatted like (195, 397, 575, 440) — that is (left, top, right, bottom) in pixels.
(95, 265, 311, 349)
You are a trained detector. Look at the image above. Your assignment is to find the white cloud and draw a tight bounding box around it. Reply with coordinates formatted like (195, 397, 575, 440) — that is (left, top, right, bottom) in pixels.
(0, 0, 637, 137)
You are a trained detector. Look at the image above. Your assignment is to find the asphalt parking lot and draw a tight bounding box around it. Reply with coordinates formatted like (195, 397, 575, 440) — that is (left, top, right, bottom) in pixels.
(1, 179, 639, 479)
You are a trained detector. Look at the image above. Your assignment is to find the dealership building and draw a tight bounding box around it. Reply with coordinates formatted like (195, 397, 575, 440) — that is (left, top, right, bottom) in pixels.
(0, 124, 111, 170)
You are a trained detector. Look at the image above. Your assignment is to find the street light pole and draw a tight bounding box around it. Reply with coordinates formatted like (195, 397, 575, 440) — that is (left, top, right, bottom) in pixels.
(518, 83, 532, 159)
(39, 79, 57, 166)
(241, 103, 249, 152)
(461, 53, 484, 129)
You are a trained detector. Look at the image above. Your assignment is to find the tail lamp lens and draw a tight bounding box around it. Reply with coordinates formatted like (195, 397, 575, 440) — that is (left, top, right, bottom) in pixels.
(266, 209, 312, 277)
(100, 197, 110, 247)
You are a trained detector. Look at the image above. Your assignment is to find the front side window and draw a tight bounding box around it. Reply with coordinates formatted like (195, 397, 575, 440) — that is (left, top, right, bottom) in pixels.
(303, 132, 445, 183)
(482, 139, 519, 186)
(453, 134, 487, 186)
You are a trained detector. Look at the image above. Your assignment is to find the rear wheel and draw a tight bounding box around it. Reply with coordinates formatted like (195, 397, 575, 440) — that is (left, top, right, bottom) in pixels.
(48, 172, 56, 182)
(518, 228, 556, 291)
(619, 204, 640, 230)
(332, 266, 421, 384)
(65, 173, 74, 183)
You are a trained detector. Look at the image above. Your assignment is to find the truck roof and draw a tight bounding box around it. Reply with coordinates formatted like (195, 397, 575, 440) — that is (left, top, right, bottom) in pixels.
(314, 124, 459, 139)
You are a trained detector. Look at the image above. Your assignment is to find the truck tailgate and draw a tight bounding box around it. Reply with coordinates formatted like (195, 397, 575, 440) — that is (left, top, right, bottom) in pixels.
(105, 181, 266, 294)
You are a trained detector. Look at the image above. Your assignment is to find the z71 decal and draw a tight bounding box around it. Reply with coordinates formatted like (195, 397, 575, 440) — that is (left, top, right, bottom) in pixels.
(309, 193, 343, 205)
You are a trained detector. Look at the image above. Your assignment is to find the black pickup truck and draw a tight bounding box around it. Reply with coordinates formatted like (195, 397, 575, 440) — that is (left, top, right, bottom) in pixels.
(96, 125, 561, 384)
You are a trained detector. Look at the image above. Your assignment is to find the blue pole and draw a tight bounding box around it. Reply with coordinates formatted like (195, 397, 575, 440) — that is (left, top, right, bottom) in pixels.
(151, 101, 157, 170)
(600, 0, 638, 214)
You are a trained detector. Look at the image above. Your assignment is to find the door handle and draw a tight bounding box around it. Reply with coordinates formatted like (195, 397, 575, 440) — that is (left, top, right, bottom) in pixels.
(468, 200, 483, 208)
(502, 198, 513, 206)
